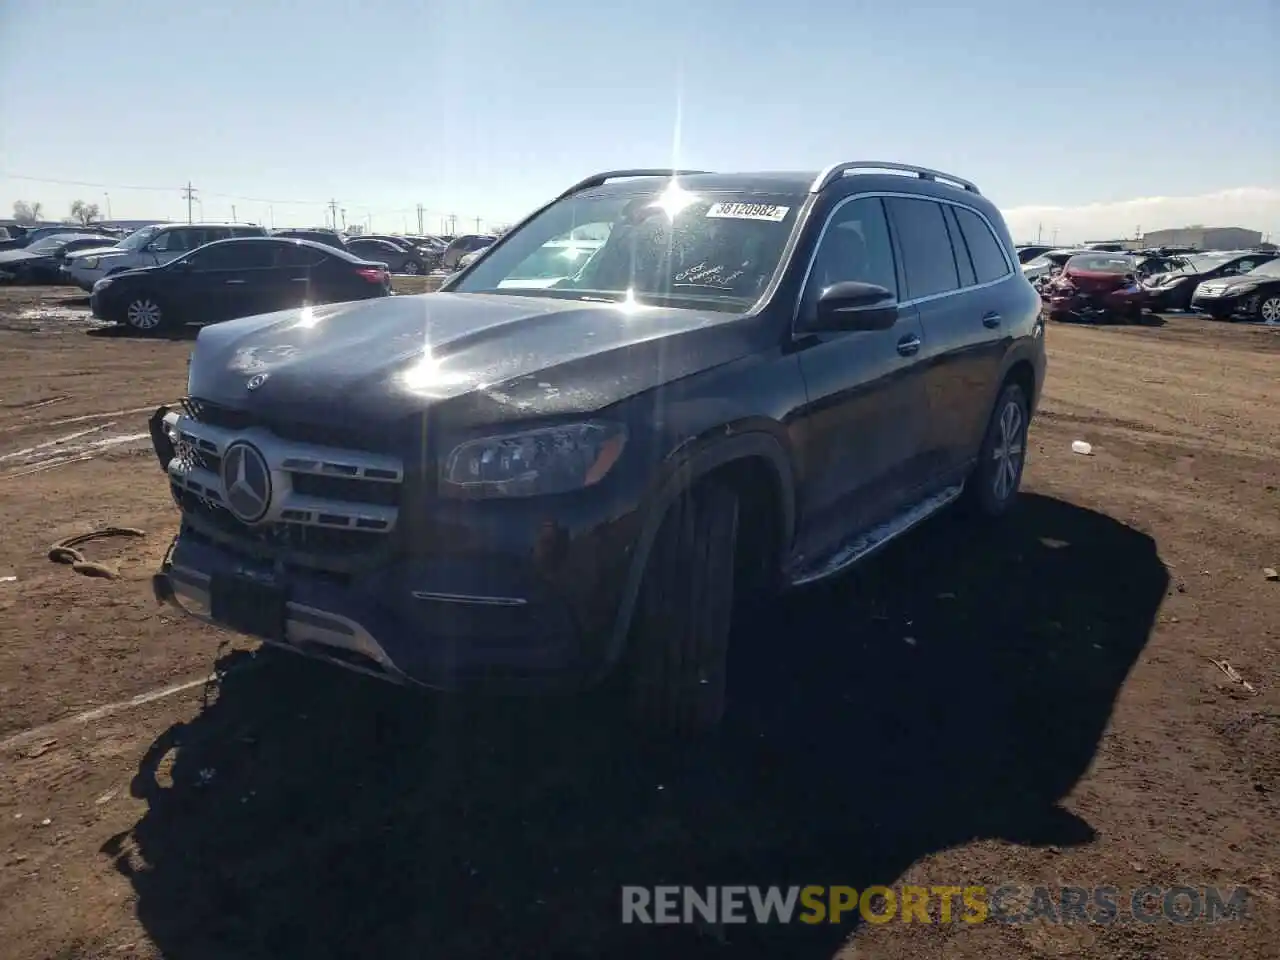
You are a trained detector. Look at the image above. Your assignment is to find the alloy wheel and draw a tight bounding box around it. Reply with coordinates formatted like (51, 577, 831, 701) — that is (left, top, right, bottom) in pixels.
(126, 298, 162, 330)
(1260, 296, 1280, 324)
(991, 399, 1025, 502)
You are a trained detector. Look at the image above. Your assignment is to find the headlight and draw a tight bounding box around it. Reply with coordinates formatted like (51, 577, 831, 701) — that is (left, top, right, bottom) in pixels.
(79, 257, 99, 269)
(1227, 283, 1258, 296)
(92, 277, 112, 292)
(442, 421, 626, 497)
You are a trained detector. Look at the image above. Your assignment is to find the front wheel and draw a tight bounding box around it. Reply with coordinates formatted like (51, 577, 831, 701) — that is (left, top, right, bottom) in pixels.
(962, 382, 1029, 519)
(625, 482, 739, 736)
(123, 294, 170, 333)
(1259, 295, 1280, 324)
(402, 260, 422, 275)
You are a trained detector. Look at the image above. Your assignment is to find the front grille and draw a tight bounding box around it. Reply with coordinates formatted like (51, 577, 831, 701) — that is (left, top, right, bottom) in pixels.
(165, 403, 405, 568)
(175, 487, 387, 556)
(182, 397, 398, 453)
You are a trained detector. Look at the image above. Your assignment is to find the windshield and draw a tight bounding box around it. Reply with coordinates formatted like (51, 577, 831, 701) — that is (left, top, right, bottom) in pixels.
(1247, 259, 1280, 278)
(1066, 253, 1136, 273)
(118, 225, 162, 251)
(454, 185, 803, 310)
(1177, 254, 1230, 272)
(26, 236, 76, 254)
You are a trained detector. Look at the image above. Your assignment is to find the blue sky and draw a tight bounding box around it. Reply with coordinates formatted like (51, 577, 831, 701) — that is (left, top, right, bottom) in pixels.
(2, 0, 1277, 241)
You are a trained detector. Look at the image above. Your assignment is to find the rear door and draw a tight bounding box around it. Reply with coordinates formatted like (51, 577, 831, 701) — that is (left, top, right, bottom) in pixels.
(182, 241, 279, 321)
(273, 242, 335, 308)
(885, 196, 1014, 480)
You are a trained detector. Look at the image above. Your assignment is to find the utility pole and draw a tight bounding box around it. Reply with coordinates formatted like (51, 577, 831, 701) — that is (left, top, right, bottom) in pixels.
(269, 205, 275, 229)
(1037, 222, 1043, 243)
(328, 199, 339, 231)
(231, 204, 237, 222)
(182, 181, 199, 224)
(474, 216, 482, 233)
(448, 213, 457, 236)
(104, 192, 112, 221)
(340, 208, 347, 230)
(417, 204, 424, 235)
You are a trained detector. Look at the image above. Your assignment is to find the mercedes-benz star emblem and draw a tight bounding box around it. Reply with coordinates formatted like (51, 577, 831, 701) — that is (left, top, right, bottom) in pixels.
(246, 373, 269, 391)
(221, 442, 272, 524)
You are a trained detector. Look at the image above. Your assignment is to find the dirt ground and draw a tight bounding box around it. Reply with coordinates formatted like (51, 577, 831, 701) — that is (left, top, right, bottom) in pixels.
(0, 284, 1276, 959)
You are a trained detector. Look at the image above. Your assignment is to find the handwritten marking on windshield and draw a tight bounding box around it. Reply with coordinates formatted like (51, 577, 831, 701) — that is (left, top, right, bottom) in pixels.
(674, 262, 746, 289)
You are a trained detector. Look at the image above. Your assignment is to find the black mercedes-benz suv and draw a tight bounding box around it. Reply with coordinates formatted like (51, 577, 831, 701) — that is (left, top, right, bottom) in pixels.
(149, 162, 1046, 733)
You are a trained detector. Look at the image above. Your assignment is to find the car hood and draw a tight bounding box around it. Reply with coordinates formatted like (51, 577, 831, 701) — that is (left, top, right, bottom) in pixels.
(1218, 274, 1275, 290)
(68, 248, 130, 264)
(186, 292, 766, 433)
(0, 249, 41, 265)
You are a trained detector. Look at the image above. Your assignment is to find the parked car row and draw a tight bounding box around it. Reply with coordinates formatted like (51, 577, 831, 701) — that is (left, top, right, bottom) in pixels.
(1032, 247, 1280, 323)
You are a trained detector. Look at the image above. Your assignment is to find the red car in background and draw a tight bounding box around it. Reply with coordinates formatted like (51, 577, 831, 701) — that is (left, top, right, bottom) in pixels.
(1041, 252, 1151, 323)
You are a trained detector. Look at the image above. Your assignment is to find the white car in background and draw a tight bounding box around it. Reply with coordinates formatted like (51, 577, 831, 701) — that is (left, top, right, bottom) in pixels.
(1023, 248, 1085, 283)
(63, 222, 266, 291)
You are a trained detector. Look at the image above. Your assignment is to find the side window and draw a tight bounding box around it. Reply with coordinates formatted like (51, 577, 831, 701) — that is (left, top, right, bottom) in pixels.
(884, 197, 960, 299)
(807, 197, 898, 301)
(953, 206, 1011, 284)
(942, 205, 977, 287)
(148, 229, 178, 253)
(186, 241, 275, 271)
(276, 244, 329, 268)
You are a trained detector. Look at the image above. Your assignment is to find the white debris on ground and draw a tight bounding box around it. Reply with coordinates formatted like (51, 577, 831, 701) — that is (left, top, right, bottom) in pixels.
(1071, 440, 1093, 455)
(0, 421, 151, 479)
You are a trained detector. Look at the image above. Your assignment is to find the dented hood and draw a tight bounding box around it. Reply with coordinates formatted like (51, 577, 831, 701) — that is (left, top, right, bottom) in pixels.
(185, 291, 764, 433)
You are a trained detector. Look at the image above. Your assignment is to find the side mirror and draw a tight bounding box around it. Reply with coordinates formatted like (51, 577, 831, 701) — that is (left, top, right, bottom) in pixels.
(807, 281, 898, 332)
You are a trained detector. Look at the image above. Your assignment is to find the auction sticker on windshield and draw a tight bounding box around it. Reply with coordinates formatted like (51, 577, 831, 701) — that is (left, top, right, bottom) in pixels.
(705, 202, 790, 222)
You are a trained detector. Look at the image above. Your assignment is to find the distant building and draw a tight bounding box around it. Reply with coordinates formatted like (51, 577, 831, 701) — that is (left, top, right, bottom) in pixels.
(1141, 226, 1262, 251)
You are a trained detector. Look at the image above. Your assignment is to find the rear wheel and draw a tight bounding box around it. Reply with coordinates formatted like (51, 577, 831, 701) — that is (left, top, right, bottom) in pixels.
(123, 294, 169, 333)
(626, 482, 739, 736)
(402, 260, 422, 275)
(962, 382, 1029, 519)
(1259, 295, 1280, 324)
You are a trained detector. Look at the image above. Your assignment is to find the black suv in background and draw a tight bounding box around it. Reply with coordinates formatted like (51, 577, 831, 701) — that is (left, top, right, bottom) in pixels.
(150, 162, 1045, 733)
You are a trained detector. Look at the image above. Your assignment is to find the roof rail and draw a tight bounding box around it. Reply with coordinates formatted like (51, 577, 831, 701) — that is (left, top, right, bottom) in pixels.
(810, 161, 980, 195)
(556, 168, 714, 200)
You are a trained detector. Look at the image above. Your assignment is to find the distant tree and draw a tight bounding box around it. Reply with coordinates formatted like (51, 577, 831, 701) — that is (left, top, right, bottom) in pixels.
(70, 200, 102, 226)
(13, 200, 44, 224)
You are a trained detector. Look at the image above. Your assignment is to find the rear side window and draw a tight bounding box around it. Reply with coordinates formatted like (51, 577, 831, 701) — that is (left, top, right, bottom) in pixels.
(885, 197, 959, 299)
(941, 206, 977, 287)
(187, 241, 275, 270)
(953, 206, 1011, 284)
(276, 243, 329, 267)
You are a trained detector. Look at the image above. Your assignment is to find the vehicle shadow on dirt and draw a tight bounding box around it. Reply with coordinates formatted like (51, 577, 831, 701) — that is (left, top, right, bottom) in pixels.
(104, 493, 1168, 959)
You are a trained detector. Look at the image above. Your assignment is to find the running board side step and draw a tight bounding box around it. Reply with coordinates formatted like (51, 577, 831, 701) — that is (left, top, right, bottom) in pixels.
(787, 484, 965, 587)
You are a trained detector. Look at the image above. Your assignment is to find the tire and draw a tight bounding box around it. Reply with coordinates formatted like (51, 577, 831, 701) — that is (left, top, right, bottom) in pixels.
(1259, 295, 1280, 324)
(123, 294, 169, 333)
(626, 481, 739, 736)
(402, 260, 422, 275)
(962, 382, 1029, 519)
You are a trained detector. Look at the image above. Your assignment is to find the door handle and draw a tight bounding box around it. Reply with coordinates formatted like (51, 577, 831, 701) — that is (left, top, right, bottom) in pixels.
(224, 279, 247, 285)
(290, 277, 310, 283)
(982, 311, 1002, 328)
(896, 334, 922, 357)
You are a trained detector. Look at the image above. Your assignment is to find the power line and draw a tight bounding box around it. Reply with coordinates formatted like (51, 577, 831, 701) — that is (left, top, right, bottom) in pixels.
(2, 172, 502, 230)
(181, 182, 198, 225)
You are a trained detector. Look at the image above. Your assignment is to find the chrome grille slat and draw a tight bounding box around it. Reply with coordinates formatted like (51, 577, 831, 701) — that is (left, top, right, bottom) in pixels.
(162, 412, 402, 539)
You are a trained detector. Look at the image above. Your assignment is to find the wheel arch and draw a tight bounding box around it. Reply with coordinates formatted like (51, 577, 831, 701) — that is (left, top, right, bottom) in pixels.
(599, 430, 795, 678)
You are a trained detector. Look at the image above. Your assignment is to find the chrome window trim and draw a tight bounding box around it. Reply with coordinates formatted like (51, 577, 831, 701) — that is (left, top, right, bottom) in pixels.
(791, 190, 1017, 334)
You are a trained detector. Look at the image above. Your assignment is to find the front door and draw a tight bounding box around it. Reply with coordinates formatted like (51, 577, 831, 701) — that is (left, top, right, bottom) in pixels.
(791, 195, 932, 568)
